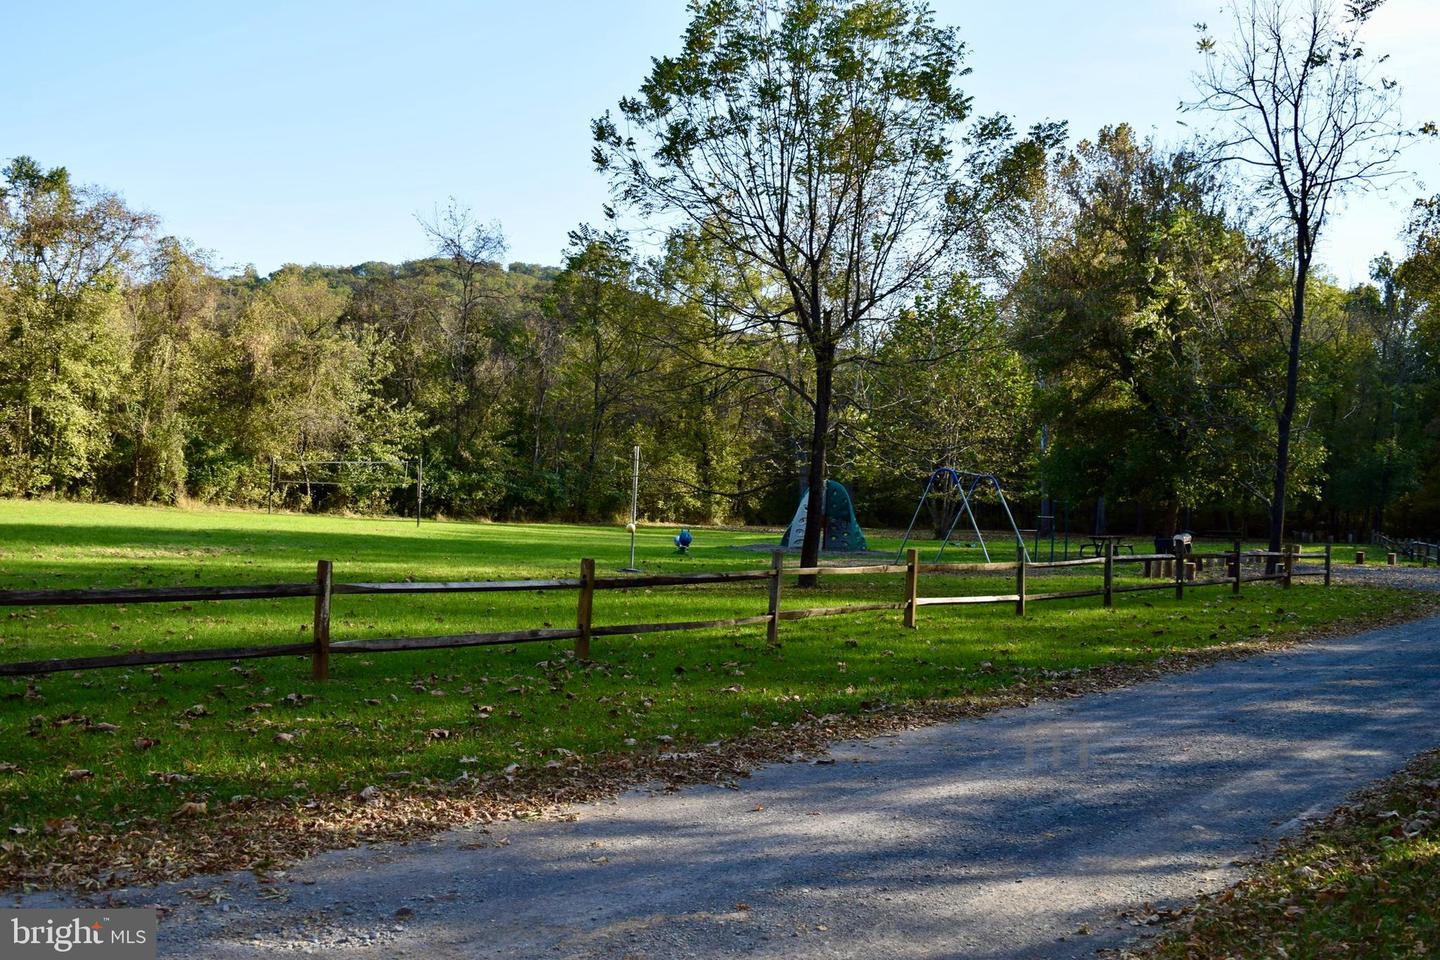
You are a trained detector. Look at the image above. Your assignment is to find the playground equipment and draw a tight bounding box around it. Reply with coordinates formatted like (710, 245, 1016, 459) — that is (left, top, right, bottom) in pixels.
(620, 445, 641, 573)
(673, 529, 693, 554)
(780, 480, 867, 551)
(894, 468, 1030, 564)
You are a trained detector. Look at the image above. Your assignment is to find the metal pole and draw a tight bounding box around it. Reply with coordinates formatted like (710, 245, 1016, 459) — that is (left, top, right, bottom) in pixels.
(268, 457, 275, 514)
(623, 445, 640, 573)
(416, 455, 423, 526)
(936, 477, 988, 563)
(991, 477, 1030, 563)
(894, 473, 938, 565)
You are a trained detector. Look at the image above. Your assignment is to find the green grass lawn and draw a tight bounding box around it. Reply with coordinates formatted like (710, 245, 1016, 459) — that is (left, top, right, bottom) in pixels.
(1135, 749, 1440, 959)
(0, 499, 1429, 890)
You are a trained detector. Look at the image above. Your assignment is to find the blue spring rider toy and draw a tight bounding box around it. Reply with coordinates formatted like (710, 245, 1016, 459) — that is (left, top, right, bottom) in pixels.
(673, 528, 693, 554)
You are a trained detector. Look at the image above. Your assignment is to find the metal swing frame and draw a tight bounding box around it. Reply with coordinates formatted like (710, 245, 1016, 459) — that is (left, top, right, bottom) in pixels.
(894, 468, 1031, 564)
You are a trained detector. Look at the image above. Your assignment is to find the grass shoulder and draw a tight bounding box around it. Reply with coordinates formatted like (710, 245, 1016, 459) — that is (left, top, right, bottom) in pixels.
(1130, 747, 1440, 959)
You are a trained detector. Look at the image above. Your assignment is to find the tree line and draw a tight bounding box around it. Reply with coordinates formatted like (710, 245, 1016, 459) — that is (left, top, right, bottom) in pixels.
(2, 0, 1437, 551)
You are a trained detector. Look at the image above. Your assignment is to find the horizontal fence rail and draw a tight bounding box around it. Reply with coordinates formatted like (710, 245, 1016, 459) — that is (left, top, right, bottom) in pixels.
(0, 542, 1336, 679)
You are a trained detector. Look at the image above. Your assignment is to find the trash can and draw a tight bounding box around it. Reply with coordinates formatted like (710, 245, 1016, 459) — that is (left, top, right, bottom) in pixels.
(1155, 533, 1193, 554)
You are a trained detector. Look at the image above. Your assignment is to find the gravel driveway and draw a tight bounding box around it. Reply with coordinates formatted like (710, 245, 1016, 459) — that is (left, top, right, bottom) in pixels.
(14, 573, 1440, 959)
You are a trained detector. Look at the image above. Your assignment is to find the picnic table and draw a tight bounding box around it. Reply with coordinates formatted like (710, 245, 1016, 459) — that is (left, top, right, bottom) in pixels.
(1077, 534, 1135, 558)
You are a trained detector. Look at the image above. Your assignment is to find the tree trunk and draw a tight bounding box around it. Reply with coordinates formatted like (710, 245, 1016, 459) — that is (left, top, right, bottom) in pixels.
(1270, 254, 1308, 571)
(1163, 500, 1181, 539)
(798, 347, 833, 588)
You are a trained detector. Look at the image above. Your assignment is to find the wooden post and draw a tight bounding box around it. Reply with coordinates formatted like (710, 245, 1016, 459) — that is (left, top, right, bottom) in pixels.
(1355, 550, 1365, 565)
(1102, 540, 1114, 608)
(1232, 540, 1242, 596)
(767, 551, 784, 643)
(1387, 552, 1398, 566)
(575, 558, 595, 660)
(904, 548, 919, 628)
(1015, 559, 1026, 617)
(1324, 542, 1333, 587)
(311, 560, 332, 681)
(1283, 546, 1294, 589)
(1174, 541, 1184, 601)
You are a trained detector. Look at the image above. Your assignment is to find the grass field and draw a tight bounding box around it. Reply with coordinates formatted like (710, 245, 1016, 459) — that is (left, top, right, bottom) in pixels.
(0, 499, 1430, 890)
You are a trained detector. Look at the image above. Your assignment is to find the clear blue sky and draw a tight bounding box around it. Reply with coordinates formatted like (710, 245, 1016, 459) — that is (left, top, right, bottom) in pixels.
(8, 0, 1437, 285)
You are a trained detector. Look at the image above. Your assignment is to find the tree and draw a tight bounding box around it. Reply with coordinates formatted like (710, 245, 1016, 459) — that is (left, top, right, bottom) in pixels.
(544, 226, 667, 516)
(1013, 127, 1283, 534)
(857, 274, 1033, 534)
(111, 237, 216, 502)
(1189, 0, 1412, 558)
(419, 201, 510, 464)
(593, 0, 1019, 581)
(0, 157, 153, 494)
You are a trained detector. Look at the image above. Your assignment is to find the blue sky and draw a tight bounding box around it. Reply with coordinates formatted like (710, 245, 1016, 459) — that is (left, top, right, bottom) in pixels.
(8, 1, 1437, 285)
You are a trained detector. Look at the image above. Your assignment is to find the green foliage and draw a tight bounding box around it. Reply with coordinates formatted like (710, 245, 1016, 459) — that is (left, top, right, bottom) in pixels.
(1012, 127, 1294, 529)
(0, 157, 151, 495)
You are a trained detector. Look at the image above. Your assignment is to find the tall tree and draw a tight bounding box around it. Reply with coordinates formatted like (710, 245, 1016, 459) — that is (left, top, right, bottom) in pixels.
(112, 237, 216, 502)
(1189, 0, 1411, 557)
(1013, 127, 1282, 533)
(593, 0, 1019, 580)
(0, 157, 153, 494)
(420, 201, 510, 462)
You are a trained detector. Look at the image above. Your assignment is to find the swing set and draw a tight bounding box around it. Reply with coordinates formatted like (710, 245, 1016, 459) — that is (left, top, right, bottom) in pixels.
(894, 468, 1031, 564)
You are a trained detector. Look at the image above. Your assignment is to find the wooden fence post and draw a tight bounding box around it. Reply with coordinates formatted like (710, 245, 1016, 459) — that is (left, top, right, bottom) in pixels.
(1232, 540, 1242, 596)
(904, 548, 919, 628)
(312, 560, 332, 681)
(1174, 541, 1184, 601)
(575, 558, 595, 660)
(1102, 541, 1114, 608)
(767, 551, 784, 644)
(1283, 545, 1295, 589)
(1015, 559, 1026, 617)
(1324, 543, 1333, 586)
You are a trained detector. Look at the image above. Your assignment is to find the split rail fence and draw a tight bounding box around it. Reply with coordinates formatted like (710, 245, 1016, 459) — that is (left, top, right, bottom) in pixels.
(0, 543, 1333, 680)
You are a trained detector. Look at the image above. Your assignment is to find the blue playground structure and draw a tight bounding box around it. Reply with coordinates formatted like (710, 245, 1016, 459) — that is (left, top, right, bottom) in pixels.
(894, 468, 1030, 564)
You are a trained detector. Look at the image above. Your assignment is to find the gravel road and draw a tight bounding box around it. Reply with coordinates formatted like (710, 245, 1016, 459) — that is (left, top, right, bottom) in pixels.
(15, 579, 1440, 959)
